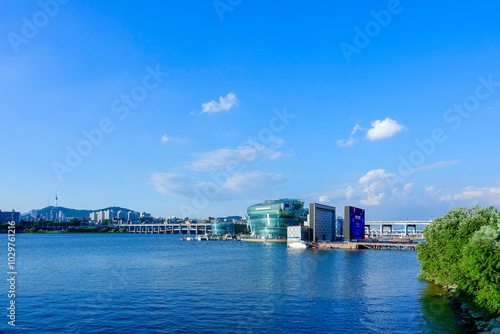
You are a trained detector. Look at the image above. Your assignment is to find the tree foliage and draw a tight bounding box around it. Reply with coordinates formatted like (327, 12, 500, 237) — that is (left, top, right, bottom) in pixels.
(417, 206, 500, 315)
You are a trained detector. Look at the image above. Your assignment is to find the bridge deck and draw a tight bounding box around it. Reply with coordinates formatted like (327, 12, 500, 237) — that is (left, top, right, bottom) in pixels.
(357, 242, 417, 251)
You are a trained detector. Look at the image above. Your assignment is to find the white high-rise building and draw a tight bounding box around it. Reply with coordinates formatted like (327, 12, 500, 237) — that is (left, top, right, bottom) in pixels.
(117, 211, 127, 220)
(128, 211, 139, 220)
(104, 210, 116, 220)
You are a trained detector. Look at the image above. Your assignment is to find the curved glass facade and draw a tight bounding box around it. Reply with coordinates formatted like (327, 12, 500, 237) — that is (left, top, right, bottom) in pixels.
(247, 199, 308, 239)
(211, 222, 235, 236)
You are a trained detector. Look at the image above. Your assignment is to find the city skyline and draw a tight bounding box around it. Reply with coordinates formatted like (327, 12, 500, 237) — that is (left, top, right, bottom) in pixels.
(2, 1, 500, 220)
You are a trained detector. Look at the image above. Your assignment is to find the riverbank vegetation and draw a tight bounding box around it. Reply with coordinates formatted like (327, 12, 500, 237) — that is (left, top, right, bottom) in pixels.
(417, 206, 500, 316)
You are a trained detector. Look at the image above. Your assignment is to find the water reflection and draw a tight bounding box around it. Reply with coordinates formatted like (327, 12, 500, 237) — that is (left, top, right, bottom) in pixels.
(415, 281, 464, 334)
(10, 235, 465, 334)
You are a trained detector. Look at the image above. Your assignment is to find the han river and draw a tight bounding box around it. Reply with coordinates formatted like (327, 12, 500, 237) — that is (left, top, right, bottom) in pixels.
(1, 234, 463, 333)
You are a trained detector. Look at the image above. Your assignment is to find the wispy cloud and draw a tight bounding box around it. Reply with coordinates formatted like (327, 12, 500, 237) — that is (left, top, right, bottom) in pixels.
(337, 124, 363, 147)
(403, 183, 414, 192)
(425, 185, 442, 197)
(201, 92, 239, 114)
(366, 117, 406, 141)
(222, 171, 286, 194)
(149, 173, 192, 196)
(149, 171, 286, 199)
(186, 139, 289, 172)
(440, 186, 500, 205)
(402, 160, 458, 174)
(161, 134, 189, 144)
(319, 195, 330, 203)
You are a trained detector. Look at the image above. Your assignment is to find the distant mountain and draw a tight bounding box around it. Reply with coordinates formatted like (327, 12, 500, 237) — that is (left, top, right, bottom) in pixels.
(22, 206, 138, 219)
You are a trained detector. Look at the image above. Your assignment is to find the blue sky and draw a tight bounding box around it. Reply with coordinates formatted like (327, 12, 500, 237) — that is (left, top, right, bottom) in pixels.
(1, 0, 500, 219)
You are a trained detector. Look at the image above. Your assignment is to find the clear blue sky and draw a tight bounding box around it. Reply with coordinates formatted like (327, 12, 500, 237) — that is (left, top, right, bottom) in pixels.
(1, 0, 500, 219)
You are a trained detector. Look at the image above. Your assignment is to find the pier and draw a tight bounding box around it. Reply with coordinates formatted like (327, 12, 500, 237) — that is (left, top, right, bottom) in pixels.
(315, 240, 420, 251)
(118, 223, 211, 235)
(357, 242, 417, 251)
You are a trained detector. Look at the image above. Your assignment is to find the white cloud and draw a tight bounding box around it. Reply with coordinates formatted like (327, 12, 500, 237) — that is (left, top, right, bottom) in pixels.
(337, 137, 356, 147)
(361, 174, 390, 205)
(425, 185, 442, 197)
(201, 92, 239, 114)
(305, 168, 413, 207)
(149, 173, 192, 196)
(149, 171, 286, 199)
(360, 192, 386, 206)
(350, 169, 414, 206)
(223, 171, 286, 194)
(439, 195, 453, 202)
(365, 118, 406, 141)
(403, 183, 414, 192)
(187, 140, 288, 172)
(269, 136, 285, 146)
(319, 195, 330, 203)
(440, 186, 500, 205)
(357, 169, 395, 206)
(161, 134, 189, 144)
(402, 160, 459, 175)
(359, 169, 392, 183)
(345, 186, 354, 200)
(337, 124, 363, 147)
(425, 185, 436, 192)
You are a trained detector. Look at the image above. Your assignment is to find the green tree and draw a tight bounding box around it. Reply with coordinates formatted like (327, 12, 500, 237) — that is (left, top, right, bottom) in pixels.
(68, 218, 82, 226)
(417, 206, 500, 315)
(457, 219, 500, 314)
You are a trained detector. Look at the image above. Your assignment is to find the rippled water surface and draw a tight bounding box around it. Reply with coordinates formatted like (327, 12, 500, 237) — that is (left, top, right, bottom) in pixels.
(1, 234, 462, 333)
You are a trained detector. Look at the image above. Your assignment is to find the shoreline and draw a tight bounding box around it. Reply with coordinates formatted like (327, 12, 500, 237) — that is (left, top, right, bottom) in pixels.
(425, 280, 500, 333)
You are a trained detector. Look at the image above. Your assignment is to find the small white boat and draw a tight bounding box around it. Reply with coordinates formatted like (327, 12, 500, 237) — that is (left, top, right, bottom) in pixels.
(288, 240, 309, 249)
(196, 235, 209, 241)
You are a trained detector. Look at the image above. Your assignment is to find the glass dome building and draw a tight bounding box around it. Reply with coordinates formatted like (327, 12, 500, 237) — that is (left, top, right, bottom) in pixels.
(247, 199, 308, 239)
(210, 221, 235, 236)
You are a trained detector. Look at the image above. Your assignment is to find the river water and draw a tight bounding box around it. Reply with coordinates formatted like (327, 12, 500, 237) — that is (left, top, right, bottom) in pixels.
(1, 234, 462, 333)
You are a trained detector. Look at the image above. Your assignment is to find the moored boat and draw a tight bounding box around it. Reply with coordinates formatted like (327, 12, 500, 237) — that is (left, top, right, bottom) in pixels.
(288, 240, 309, 249)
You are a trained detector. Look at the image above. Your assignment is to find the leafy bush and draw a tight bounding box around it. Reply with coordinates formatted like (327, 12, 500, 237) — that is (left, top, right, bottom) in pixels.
(417, 206, 500, 315)
(457, 219, 500, 314)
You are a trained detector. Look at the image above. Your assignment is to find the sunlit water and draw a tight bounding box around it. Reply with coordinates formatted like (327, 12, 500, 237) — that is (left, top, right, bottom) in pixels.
(0, 234, 462, 333)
